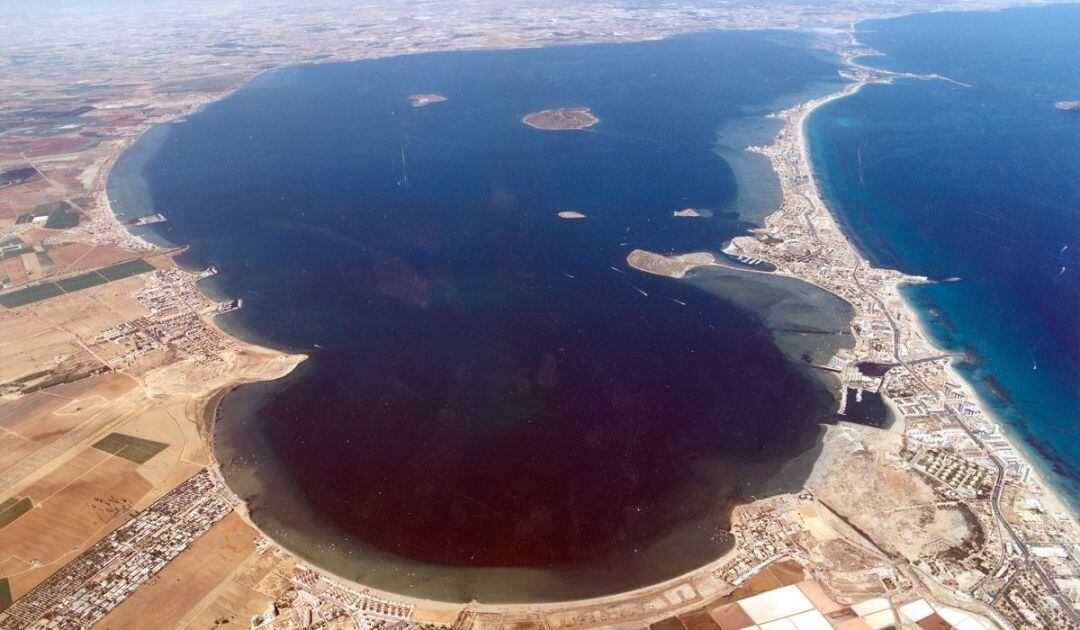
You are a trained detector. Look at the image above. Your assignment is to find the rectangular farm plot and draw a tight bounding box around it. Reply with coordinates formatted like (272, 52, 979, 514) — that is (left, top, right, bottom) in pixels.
(0, 258, 155, 308)
(0, 577, 11, 613)
(91, 433, 169, 464)
(55, 272, 108, 293)
(0, 498, 32, 529)
(96, 258, 154, 281)
(0, 283, 63, 308)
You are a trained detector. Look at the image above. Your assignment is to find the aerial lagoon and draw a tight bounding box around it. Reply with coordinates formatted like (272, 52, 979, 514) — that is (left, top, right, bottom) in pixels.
(110, 31, 854, 601)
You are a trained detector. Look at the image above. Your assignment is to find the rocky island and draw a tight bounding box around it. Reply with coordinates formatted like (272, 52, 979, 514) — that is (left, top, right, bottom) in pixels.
(522, 107, 599, 130)
(409, 93, 447, 107)
(673, 207, 712, 218)
(557, 210, 587, 219)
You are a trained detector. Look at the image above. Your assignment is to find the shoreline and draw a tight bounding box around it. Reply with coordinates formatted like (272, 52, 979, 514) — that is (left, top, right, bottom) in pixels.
(797, 36, 1080, 530)
(96, 44, 809, 612)
(93, 20, 1076, 619)
(202, 370, 749, 615)
(903, 276, 1080, 523)
(680, 24, 1080, 615)
(813, 39, 1080, 527)
(631, 28, 1079, 531)
(99, 30, 881, 612)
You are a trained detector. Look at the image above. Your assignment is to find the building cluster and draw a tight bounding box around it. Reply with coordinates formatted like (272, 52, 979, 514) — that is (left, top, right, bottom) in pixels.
(68, 192, 158, 253)
(252, 566, 426, 630)
(883, 362, 1080, 620)
(994, 569, 1080, 629)
(714, 494, 811, 585)
(911, 446, 991, 499)
(99, 266, 239, 365)
(712, 490, 916, 610)
(0, 470, 231, 629)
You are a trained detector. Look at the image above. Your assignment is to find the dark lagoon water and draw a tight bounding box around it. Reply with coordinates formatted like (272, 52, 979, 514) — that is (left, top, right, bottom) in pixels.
(110, 31, 854, 601)
(808, 5, 1080, 507)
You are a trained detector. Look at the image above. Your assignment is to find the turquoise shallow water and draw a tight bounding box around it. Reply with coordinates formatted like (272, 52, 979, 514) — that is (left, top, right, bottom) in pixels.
(807, 5, 1080, 508)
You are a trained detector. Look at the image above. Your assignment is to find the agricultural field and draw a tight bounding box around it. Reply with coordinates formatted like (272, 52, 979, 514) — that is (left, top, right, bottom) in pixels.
(91, 432, 169, 465)
(0, 497, 32, 529)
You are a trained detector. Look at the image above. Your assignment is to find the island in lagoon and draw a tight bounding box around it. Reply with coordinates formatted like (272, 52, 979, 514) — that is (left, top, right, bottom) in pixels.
(409, 93, 447, 107)
(673, 207, 712, 218)
(522, 106, 599, 130)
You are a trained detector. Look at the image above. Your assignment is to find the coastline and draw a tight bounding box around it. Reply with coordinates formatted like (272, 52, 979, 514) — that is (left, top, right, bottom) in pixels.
(911, 298, 1079, 523)
(101, 31, 878, 610)
(812, 40, 1080, 527)
(201, 368, 749, 617)
(92, 68, 317, 536)
(726, 26, 1080, 611)
(750, 31, 1078, 529)
(796, 37, 1079, 530)
(94, 21, 1076, 620)
(128, 31, 857, 607)
(6, 1, 1078, 625)
(98, 40, 818, 610)
(627, 24, 1078, 620)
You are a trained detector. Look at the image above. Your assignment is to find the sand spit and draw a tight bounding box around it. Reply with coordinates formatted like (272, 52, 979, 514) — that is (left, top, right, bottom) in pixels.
(627, 249, 720, 278)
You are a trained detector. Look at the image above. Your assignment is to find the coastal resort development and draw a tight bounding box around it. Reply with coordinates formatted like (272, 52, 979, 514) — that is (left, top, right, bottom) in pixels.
(522, 107, 599, 130)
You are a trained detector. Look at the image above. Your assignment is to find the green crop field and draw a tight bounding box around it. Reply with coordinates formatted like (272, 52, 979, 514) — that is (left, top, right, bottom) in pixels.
(97, 258, 154, 281)
(0, 497, 33, 529)
(55, 272, 108, 293)
(44, 210, 79, 230)
(0, 283, 64, 308)
(91, 432, 169, 464)
(0, 258, 155, 309)
(0, 577, 12, 613)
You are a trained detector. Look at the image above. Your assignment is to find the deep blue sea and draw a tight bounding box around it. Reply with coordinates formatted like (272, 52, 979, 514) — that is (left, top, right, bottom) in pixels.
(808, 5, 1080, 507)
(110, 31, 853, 601)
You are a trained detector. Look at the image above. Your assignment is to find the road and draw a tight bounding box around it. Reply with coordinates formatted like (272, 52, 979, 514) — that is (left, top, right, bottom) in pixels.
(781, 47, 1080, 626)
(847, 256, 1080, 624)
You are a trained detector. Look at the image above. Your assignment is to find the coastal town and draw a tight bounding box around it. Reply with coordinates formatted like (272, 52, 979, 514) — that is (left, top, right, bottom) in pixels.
(0, 471, 232, 628)
(97, 266, 241, 368)
(714, 44, 1080, 628)
(0, 0, 1077, 628)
